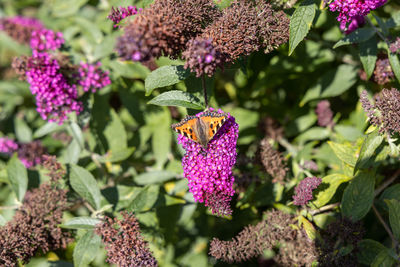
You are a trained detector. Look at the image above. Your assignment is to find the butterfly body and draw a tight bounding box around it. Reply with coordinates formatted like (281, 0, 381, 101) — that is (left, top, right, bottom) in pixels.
(172, 112, 228, 149)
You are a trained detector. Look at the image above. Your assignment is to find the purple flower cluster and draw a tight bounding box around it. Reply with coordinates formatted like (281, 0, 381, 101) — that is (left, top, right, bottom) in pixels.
(4, 16, 43, 29)
(177, 108, 238, 216)
(107, 6, 139, 27)
(0, 137, 18, 154)
(293, 176, 322, 206)
(78, 62, 111, 92)
(329, 0, 387, 29)
(0, 137, 47, 168)
(26, 51, 82, 124)
(344, 15, 365, 34)
(30, 29, 64, 51)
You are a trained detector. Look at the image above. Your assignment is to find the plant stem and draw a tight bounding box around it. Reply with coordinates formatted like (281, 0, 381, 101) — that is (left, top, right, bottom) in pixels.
(309, 202, 340, 216)
(374, 168, 400, 197)
(372, 204, 398, 248)
(201, 75, 208, 108)
(365, 16, 390, 46)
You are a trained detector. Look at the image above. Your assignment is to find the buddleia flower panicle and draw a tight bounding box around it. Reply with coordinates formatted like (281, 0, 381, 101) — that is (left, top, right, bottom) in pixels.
(0, 137, 47, 168)
(301, 160, 319, 171)
(258, 116, 284, 141)
(360, 88, 400, 135)
(0, 16, 43, 45)
(344, 15, 365, 34)
(373, 57, 394, 85)
(13, 51, 110, 124)
(107, 6, 139, 27)
(209, 210, 318, 264)
(315, 100, 334, 127)
(317, 217, 365, 266)
(77, 62, 111, 93)
(259, 138, 288, 184)
(292, 176, 322, 206)
(390, 37, 400, 54)
(95, 212, 158, 267)
(0, 137, 18, 154)
(329, 0, 387, 30)
(0, 157, 71, 267)
(30, 29, 64, 51)
(116, 0, 220, 62)
(177, 108, 238, 216)
(25, 51, 82, 124)
(183, 0, 289, 77)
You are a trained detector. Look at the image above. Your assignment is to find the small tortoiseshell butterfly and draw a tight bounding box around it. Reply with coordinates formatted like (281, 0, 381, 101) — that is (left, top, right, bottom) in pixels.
(172, 111, 228, 149)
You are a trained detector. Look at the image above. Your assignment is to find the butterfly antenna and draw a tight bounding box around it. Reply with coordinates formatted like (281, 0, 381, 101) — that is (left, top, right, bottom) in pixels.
(201, 74, 209, 109)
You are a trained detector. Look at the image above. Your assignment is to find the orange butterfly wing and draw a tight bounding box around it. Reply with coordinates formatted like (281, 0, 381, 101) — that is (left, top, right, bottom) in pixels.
(199, 112, 227, 141)
(171, 116, 199, 142)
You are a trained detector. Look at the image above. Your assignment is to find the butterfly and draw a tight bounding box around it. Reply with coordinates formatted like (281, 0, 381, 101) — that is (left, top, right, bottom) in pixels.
(171, 111, 228, 149)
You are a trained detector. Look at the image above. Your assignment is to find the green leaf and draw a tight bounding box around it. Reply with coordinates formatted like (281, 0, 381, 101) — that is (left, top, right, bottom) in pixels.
(14, 117, 32, 143)
(60, 217, 101, 230)
(51, 0, 88, 17)
(148, 90, 205, 109)
(341, 170, 375, 221)
(333, 28, 375, 48)
(7, 154, 28, 202)
(134, 171, 176, 185)
(97, 147, 135, 163)
(0, 214, 6, 226)
(62, 139, 82, 164)
(109, 60, 150, 79)
(385, 11, 400, 28)
(371, 248, 397, 267)
(129, 185, 160, 212)
(359, 36, 378, 79)
(385, 199, 400, 241)
(69, 164, 102, 210)
(358, 239, 386, 265)
(74, 17, 103, 43)
(379, 184, 400, 210)
(73, 231, 101, 267)
(33, 122, 64, 138)
(104, 109, 127, 151)
(312, 174, 352, 208)
(145, 65, 190, 96)
(388, 51, 400, 83)
(151, 109, 172, 169)
(295, 127, 330, 143)
(288, 0, 316, 55)
(300, 65, 357, 105)
(67, 122, 84, 149)
(328, 141, 358, 167)
(354, 128, 383, 173)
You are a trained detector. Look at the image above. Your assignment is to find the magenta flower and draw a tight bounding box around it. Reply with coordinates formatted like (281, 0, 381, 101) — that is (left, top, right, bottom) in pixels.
(77, 62, 111, 93)
(0, 137, 18, 154)
(329, 0, 387, 29)
(107, 6, 139, 27)
(293, 177, 322, 206)
(30, 29, 64, 51)
(343, 15, 365, 34)
(26, 51, 82, 124)
(177, 108, 238, 216)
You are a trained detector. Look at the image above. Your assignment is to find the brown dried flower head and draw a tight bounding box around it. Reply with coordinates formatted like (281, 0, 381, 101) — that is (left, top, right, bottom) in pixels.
(209, 210, 318, 265)
(317, 217, 365, 266)
(183, 0, 290, 76)
(0, 157, 71, 266)
(259, 138, 288, 184)
(116, 0, 220, 62)
(360, 88, 400, 135)
(95, 212, 158, 267)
